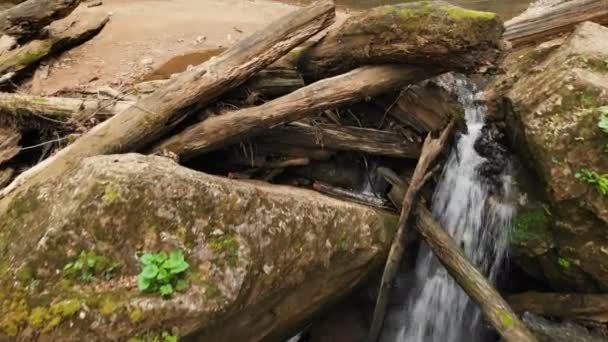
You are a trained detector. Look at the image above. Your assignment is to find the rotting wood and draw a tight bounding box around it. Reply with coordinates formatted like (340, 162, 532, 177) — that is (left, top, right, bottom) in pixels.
(504, 0, 608, 47)
(0, 0, 81, 39)
(0, 127, 20, 165)
(509, 292, 608, 319)
(0, 0, 336, 213)
(368, 122, 453, 342)
(0, 12, 110, 76)
(297, 1, 503, 80)
(257, 121, 421, 158)
(415, 205, 537, 342)
(153, 65, 437, 161)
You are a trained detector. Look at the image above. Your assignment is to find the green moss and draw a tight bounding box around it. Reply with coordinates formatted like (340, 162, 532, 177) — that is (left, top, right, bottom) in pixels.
(564, 55, 608, 73)
(441, 6, 497, 21)
(511, 208, 551, 243)
(558, 257, 571, 269)
(129, 307, 143, 323)
(128, 330, 179, 342)
(103, 184, 121, 205)
(98, 297, 119, 316)
(15, 265, 33, 283)
(203, 282, 222, 300)
(498, 309, 514, 328)
(0, 297, 28, 337)
(27, 307, 50, 328)
(207, 235, 239, 267)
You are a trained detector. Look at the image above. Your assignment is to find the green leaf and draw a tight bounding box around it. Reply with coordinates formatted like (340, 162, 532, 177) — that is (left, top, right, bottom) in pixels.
(175, 279, 188, 292)
(140, 253, 156, 266)
(598, 106, 608, 134)
(137, 274, 152, 291)
(159, 284, 173, 296)
(63, 263, 74, 271)
(141, 264, 159, 279)
(156, 268, 170, 282)
(155, 252, 168, 264)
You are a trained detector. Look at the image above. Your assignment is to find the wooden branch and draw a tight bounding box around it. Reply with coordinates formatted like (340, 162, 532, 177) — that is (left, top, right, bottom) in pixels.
(312, 181, 393, 210)
(415, 205, 537, 342)
(504, 0, 608, 47)
(0, 0, 80, 39)
(297, 1, 503, 80)
(257, 121, 421, 158)
(153, 65, 436, 161)
(0, 127, 20, 165)
(0, 92, 131, 122)
(0, 12, 110, 76)
(0, 0, 336, 205)
(509, 292, 608, 319)
(368, 123, 453, 342)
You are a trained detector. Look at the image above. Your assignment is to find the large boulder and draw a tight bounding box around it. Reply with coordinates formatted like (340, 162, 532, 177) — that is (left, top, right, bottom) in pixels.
(502, 22, 608, 291)
(0, 154, 397, 341)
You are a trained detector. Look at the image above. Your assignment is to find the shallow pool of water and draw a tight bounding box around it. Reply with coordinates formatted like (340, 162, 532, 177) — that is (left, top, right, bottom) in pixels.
(291, 0, 534, 20)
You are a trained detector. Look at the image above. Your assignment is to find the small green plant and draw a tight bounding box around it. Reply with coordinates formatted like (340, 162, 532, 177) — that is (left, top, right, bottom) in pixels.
(558, 257, 571, 269)
(63, 251, 121, 282)
(598, 106, 608, 134)
(137, 250, 189, 297)
(576, 168, 608, 197)
(128, 331, 178, 342)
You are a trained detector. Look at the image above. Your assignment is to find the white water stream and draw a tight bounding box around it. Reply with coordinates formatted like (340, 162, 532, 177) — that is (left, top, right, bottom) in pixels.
(382, 76, 514, 342)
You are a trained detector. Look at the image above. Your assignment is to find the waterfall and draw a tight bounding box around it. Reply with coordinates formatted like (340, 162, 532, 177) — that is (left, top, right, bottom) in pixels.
(383, 76, 514, 342)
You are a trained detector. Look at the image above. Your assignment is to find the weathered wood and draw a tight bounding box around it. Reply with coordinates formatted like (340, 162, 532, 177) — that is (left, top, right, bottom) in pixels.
(522, 312, 605, 342)
(368, 123, 453, 342)
(0, 12, 110, 76)
(0, 126, 19, 164)
(257, 121, 421, 158)
(504, 0, 608, 47)
(509, 292, 608, 319)
(415, 205, 537, 342)
(313, 181, 393, 210)
(0, 92, 131, 122)
(153, 65, 436, 161)
(298, 1, 504, 80)
(0, 0, 80, 39)
(0, 0, 336, 206)
(0, 166, 13, 189)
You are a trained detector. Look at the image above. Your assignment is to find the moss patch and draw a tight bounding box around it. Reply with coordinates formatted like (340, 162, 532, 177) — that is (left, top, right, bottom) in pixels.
(207, 235, 239, 267)
(511, 207, 551, 244)
(441, 5, 496, 21)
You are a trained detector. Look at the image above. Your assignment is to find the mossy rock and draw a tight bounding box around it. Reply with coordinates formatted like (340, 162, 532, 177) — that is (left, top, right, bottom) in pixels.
(502, 22, 608, 291)
(0, 154, 397, 340)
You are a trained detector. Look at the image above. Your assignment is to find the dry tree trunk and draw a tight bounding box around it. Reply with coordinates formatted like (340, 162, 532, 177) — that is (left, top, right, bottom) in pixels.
(257, 121, 421, 159)
(415, 205, 537, 342)
(152, 65, 436, 161)
(508, 292, 608, 319)
(0, 0, 81, 39)
(0, 0, 336, 207)
(504, 0, 608, 47)
(368, 123, 453, 342)
(0, 12, 110, 76)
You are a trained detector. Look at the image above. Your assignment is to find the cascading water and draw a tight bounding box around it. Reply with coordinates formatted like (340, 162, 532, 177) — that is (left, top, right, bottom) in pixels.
(382, 75, 514, 342)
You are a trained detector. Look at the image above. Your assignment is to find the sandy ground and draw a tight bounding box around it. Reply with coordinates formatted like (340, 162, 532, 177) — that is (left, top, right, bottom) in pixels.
(25, 0, 345, 95)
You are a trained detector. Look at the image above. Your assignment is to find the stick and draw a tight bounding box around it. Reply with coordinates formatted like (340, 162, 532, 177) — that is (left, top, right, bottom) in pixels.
(415, 205, 537, 342)
(0, 0, 336, 206)
(367, 122, 453, 342)
(152, 65, 436, 161)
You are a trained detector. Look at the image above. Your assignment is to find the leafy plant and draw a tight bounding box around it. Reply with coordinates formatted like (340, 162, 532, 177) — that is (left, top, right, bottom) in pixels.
(128, 331, 178, 342)
(576, 168, 608, 197)
(558, 257, 571, 269)
(598, 106, 608, 134)
(63, 251, 121, 282)
(137, 250, 189, 297)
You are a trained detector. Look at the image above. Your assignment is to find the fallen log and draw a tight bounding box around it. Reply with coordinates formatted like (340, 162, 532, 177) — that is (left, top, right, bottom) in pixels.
(0, 12, 110, 76)
(297, 1, 504, 80)
(522, 312, 605, 342)
(508, 292, 608, 319)
(368, 123, 453, 342)
(504, 0, 608, 47)
(0, 0, 336, 206)
(153, 65, 437, 161)
(414, 205, 537, 342)
(257, 121, 421, 159)
(0, 0, 81, 40)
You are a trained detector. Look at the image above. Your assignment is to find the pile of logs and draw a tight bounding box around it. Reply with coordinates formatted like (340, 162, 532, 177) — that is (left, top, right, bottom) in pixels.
(2, 0, 606, 340)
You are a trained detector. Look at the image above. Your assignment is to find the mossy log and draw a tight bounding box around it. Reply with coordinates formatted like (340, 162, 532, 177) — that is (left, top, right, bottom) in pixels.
(415, 205, 537, 342)
(297, 1, 504, 81)
(256, 121, 421, 159)
(0, 0, 80, 40)
(504, 0, 608, 47)
(152, 65, 436, 161)
(0, 0, 336, 207)
(0, 12, 109, 76)
(509, 292, 608, 319)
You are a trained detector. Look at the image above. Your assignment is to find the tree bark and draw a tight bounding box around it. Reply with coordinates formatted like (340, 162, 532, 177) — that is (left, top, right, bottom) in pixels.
(0, 12, 110, 76)
(415, 205, 537, 342)
(504, 0, 608, 47)
(508, 292, 608, 319)
(153, 65, 436, 161)
(0, 126, 20, 165)
(257, 121, 421, 159)
(368, 123, 453, 342)
(0, 0, 81, 39)
(0, 0, 335, 206)
(297, 1, 504, 81)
